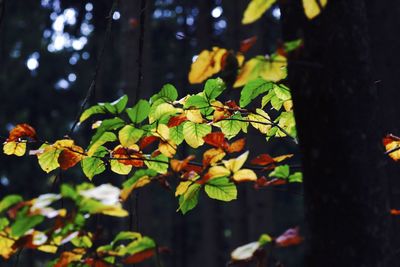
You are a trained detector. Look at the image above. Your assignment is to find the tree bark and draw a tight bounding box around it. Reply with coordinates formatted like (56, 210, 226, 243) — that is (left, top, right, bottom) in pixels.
(281, 1, 390, 266)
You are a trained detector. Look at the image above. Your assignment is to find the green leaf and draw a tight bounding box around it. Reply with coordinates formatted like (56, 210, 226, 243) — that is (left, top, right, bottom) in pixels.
(284, 39, 302, 52)
(205, 177, 237, 202)
(82, 146, 108, 180)
(288, 172, 303, 183)
(126, 99, 150, 124)
(11, 215, 44, 238)
(0, 218, 9, 231)
(178, 183, 201, 214)
(258, 234, 272, 245)
(169, 124, 184, 145)
(219, 113, 243, 138)
(276, 111, 296, 137)
(0, 195, 22, 213)
(269, 165, 290, 179)
(183, 121, 212, 148)
(104, 95, 128, 114)
(123, 236, 156, 255)
(88, 131, 117, 156)
(149, 102, 177, 124)
(144, 154, 169, 174)
(270, 95, 283, 110)
(240, 78, 273, 107)
(151, 84, 178, 103)
(273, 84, 291, 101)
(61, 184, 78, 200)
(261, 90, 275, 108)
(79, 105, 106, 123)
(204, 78, 226, 100)
(112, 231, 142, 244)
(184, 95, 209, 109)
(118, 125, 144, 147)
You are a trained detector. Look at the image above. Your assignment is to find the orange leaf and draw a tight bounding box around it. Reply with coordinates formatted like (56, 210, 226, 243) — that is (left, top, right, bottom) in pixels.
(168, 114, 188, 127)
(203, 148, 226, 167)
(58, 145, 84, 170)
(391, 209, 400, 215)
(251, 154, 275, 166)
(203, 132, 229, 150)
(275, 227, 303, 248)
(188, 47, 227, 84)
(240, 36, 258, 53)
(8, 123, 37, 141)
(273, 154, 293, 162)
(122, 249, 155, 264)
(225, 100, 240, 110)
(383, 134, 400, 161)
(227, 138, 246, 153)
(171, 155, 195, 172)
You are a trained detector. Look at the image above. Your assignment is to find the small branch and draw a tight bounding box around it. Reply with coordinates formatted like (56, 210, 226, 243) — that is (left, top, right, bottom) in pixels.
(68, 0, 119, 136)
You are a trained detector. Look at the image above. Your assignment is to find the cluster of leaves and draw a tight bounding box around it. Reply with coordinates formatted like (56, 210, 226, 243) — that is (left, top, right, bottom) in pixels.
(0, 1, 325, 264)
(0, 183, 158, 266)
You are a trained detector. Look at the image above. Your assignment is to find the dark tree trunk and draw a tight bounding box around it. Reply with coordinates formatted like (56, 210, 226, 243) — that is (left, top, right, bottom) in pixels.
(366, 2, 400, 261)
(281, 1, 390, 266)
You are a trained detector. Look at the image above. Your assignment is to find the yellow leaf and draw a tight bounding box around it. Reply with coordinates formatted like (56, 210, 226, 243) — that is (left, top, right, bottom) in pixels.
(234, 58, 261, 88)
(302, 0, 328, 19)
(233, 169, 257, 182)
(273, 154, 294, 162)
(154, 124, 170, 140)
(175, 181, 192, 196)
(283, 100, 293, 111)
(208, 166, 231, 179)
(183, 122, 211, 148)
(203, 148, 226, 166)
(242, 0, 277, 24)
(260, 55, 287, 82)
(101, 205, 129, 217)
(37, 244, 58, 253)
(185, 109, 203, 123)
(3, 141, 26, 156)
(247, 109, 271, 134)
(188, 47, 227, 84)
(0, 232, 15, 259)
(223, 151, 249, 173)
(110, 159, 132, 175)
(120, 176, 151, 201)
(159, 141, 177, 158)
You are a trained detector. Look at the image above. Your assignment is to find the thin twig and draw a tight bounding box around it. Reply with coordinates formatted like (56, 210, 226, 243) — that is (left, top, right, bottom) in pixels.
(68, 0, 119, 136)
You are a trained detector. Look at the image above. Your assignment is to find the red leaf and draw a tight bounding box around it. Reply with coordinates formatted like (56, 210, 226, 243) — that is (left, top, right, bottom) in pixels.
(58, 146, 84, 170)
(203, 132, 229, 150)
(84, 258, 111, 267)
(225, 100, 240, 110)
(8, 123, 37, 141)
(122, 249, 155, 264)
(275, 227, 303, 247)
(240, 36, 258, 53)
(227, 138, 246, 153)
(170, 155, 195, 172)
(140, 136, 159, 150)
(251, 154, 275, 166)
(383, 134, 400, 146)
(254, 177, 287, 189)
(168, 114, 188, 127)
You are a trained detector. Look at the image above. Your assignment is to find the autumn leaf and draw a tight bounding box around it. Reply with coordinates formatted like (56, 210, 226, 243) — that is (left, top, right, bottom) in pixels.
(7, 123, 37, 142)
(188, 47, 227, 84)
(302, 0, 328, 19)
(58, 145, 84, 170)
(275, 227, 303, 247)
(168, 114, 188, 127)
(242, 0, 277, 25)
(112, 145, 144, 167)
(251, 154, 275, 166)
(203, 148, 226, 167)
(240, 36, 258, 53)
(203, 132, 229, 150)
(227, 138, 246, 153)
(170, 155, 195, 172)
(122, 248, 155, 264)
(3, 141, 26, 157)
(390, 209, 400, 216)
(183, 122, 211, 148)
(383, 134, 400, 161)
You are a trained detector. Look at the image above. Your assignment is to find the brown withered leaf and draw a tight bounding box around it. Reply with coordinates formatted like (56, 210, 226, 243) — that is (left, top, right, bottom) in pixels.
(254, 177, 287, 189)
(8, 123, 37, 141)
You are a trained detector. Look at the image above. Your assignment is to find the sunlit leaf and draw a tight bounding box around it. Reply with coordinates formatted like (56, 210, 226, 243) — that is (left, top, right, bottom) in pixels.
(118, 125, 144, 147)
(11, 215, 44, 238)
(269, 165, 290, 179)
(81, 146, 108, 180)
(232, 169, 257, 182)
(3, 141, 26, 156)
(242, 0, 276, 24)
(121, 170, 157, 201)
(205, 177, 237, 201)
(178, 183, 201, 214)
(203, 148, 226, 167)
(204, 78, 226, 100)
(247, 109, 271, 134)
(188, 47, 227, 84)
(126, 99, 150, 124)
(151, 84, 178, 102)
(240, 78, 274, 107)
(144, 154, 169, 174)
(231, 241, 260, 261)
(183, 121, 212, 148)
(104, 95, 128, 114)
(7, 123, 37, 141)
(383, 134, 400, 161)
(169, 124, 184, 145)
(223, 151, 249, 173)
(302, 0, 328, 19)
(0, 195, 23, 213)
(88, 131, 117, 156)
(110, 159, 132, 175)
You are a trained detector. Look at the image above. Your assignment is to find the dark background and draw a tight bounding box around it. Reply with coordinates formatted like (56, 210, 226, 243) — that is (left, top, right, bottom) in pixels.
(0, 1, 304, 266)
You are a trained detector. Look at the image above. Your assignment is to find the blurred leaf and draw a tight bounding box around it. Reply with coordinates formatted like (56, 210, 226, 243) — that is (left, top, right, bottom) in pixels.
(303, 0, 328, 19)
(188, 47, 227, 84)
(0, 195, 23, 213)
(242, 0, 276, 24)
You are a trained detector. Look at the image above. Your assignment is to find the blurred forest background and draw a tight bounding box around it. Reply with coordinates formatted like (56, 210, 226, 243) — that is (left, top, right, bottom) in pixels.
(0, 0, 303, 266)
